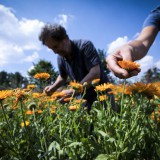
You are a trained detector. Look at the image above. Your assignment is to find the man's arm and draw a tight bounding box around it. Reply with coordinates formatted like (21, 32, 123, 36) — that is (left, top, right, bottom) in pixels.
(45, 75, 67, 95)
(80, 64, 100, 87)
(106, 26, 159, 79)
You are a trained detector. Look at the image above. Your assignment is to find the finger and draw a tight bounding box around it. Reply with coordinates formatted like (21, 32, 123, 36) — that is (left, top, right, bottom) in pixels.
(107, 54, 129, 78)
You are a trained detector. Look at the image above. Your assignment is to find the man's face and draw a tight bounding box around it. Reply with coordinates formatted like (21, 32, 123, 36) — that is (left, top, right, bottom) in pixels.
(45, 37, 69, 57)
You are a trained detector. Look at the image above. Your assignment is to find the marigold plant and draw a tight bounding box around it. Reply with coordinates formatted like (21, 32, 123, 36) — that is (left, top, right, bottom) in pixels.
(34, 72, 50, 80)
(118, 60, 140, 71)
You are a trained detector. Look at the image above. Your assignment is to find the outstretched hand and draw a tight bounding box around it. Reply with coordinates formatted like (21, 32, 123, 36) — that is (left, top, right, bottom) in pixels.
(106, 44, 141, 79)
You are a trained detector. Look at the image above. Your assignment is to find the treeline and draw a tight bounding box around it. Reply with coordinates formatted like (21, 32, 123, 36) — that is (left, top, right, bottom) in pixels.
(0, 50, 160, 90)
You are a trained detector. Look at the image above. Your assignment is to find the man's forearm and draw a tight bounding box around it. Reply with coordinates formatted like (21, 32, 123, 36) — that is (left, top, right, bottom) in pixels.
(128, 40, 148, 61)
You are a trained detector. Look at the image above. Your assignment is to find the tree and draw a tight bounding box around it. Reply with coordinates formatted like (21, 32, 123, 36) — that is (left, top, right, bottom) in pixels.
(0, 71, 27, 89)
(0, 71, 9, 89)
(141, 67, 160, 83)
(28, 59, 58, 84)
(97, 49, 115, 83)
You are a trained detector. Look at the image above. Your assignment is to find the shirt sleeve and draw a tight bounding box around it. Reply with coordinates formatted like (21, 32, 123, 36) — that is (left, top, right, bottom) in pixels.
(82, 41, 100, 71)
(143, 6, 160, 30)
(57, 56, 68, 79)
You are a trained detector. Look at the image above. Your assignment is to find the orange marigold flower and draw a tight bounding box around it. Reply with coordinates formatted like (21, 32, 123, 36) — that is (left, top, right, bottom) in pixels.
(14, 89, 29, 102)
(37, 110, 43, 114)
(68, 105, 79, 111)
(75, 99, 87, 104)
(34, 72, 50, 80)
(21, 121, 30, 127)
(0, 90, 13, 101)
(128, 82, 160, 99)
(26, 110, 34, 115)
(118, 60, 140, 71)
(70, 81, 83, 93)
(27, 84, 36, 90)
(51, 91, 66, 98)
(95, 83, 114, 92)
(63, 97, 73, 102)
(99, 95, 108, 101)
(50, 109, 55, 114)
(92, 79, 100, 86)
(111, 84, 132, 95)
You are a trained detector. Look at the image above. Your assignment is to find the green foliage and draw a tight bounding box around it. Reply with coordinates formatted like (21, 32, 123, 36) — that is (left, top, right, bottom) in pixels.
(0, 71, 27, 89)
(0, 89, 160, 159)
(97, 49, 115, 83)
(141, 67, 160, 83)
(28, 59, 58, 84)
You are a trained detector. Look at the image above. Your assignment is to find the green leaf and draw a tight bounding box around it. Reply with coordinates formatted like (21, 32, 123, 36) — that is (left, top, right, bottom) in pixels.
(95, 154, 109, 160)
(48, 141, 60, 151)
(97, 130, 109, 138)
(68, 142, 82, 147)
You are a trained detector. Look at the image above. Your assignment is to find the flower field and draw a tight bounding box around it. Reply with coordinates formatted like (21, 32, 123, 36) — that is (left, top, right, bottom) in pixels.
(0, 77, 160, 160)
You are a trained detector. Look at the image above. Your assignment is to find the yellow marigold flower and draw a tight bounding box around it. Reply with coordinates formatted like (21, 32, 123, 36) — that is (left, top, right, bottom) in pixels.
(99, 95, 108, 101)
(68, 105, 79, 111)
(92, 79, 100, 86)
(14, 89, 29, 102)
(150, 110, 160, 122)
(128, 82, 160, 99)
(95, 83, 114, 92)
(0, 90, 13, 101)
(27, 84, 35, 90)
(75, 99, 87, 104)
(51, 91, 66, 98)
(51, 105, 57, 109)
(111, 84, 132, 95)
(50, 109, 55, 114)
(70, 81, 83, 93)
(118, 60, 140, 71)
(26, 110, 34, 115)
(63, 97, 73, 102)
(34, 72, 50, 80)
(21, 121, 30, 127)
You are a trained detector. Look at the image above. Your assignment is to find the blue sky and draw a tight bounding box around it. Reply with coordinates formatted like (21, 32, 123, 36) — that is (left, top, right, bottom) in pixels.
(0, 0, 160, 81)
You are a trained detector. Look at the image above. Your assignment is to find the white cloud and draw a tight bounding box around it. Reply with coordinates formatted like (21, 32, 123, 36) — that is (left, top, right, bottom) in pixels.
(54, 14, 74, 28)
(23, 52, 39, 62)
(107, 36, 128, 54)
(154, 59, 160, 69)
(0, 4, 44, 67)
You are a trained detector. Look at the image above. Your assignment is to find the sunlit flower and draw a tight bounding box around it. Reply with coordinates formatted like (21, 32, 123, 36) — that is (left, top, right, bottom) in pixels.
(37, 110, 43, 114)
(50, 109, 55, 114)
(92, 79, 100, 86)
(26, 110, 34, 115)
(70, 81, 83, 93)
(95, 83, 114, 92)
(68, 105, 79, 111)
(32, 92, 45, 98)
(34, 72, 50, 80)
(14, 88, 29, 102)
(150, 110, 160, 122)
(0, 90, 13, 101)
(51, 91, 66, 99)
(118, 60, 140, 71)
(128, 82, 160, 99)
(63, 97, 73, 102)
(21, 121, 30, 127)
(99, 95, 108, 101)
(111, 84, 132, 95)
(75, 99, 87, 104)
(27, 84, 36, 90)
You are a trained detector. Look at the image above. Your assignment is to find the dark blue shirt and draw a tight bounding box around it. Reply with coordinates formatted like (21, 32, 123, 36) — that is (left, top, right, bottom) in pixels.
(143, 6, 160, 30)
(57, 39, 109, 103)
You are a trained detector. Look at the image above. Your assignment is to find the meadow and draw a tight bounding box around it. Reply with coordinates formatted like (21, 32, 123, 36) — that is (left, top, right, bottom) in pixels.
(0, 74, 160, 160)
